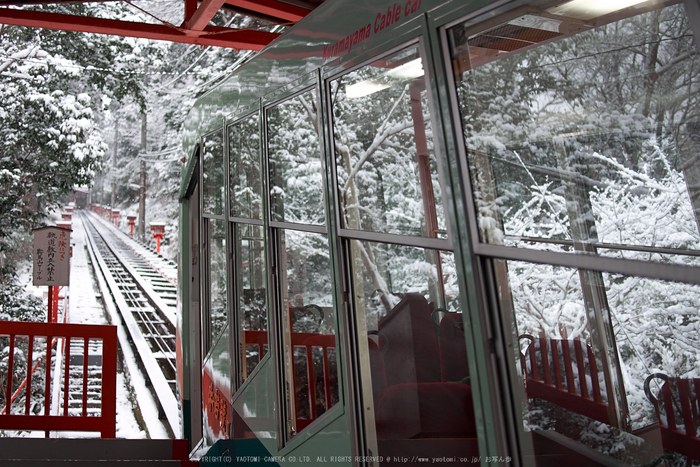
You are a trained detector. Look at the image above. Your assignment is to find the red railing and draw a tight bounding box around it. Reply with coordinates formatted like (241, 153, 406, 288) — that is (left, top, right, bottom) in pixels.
(0, 321, 117, 437)
(519, 335, 615, 425)
(645, 374, 700, 462)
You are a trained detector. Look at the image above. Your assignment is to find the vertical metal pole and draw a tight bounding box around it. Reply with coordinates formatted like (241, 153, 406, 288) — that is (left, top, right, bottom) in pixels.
(52, 287, 59, 323)
(44, 335, 52, 438)
(5, 335, 15, 414)
(47, 286, 53, 323)
(554, 137, 629, 430)
(409, 81, 444, 307)
(25, 336, 33, 415)
(111, 120, 118, 212)
(139, 63, 148, 242)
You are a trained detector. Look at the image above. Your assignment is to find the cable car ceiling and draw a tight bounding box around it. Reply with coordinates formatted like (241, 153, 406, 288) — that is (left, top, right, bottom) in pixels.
(0, 0, 324, 49)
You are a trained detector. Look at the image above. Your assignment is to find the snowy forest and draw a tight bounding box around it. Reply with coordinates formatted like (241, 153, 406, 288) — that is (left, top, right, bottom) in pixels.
(0, 1, 269, 417)
(453, 1, 700, 453)
(0, 1, 270, 321)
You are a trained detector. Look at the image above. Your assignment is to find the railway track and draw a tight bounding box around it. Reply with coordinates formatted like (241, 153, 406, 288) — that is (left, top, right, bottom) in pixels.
(80, 210, 180, 437)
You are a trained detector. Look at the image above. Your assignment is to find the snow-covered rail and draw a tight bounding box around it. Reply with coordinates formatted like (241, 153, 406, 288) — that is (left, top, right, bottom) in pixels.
(80, 211, 180, 437)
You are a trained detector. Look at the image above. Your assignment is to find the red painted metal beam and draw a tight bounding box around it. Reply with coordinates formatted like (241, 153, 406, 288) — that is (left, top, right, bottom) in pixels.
(186, 0, 227, 31)
(226, 0, 309, 22)
(0, 7, 279, 49)
(183, 0, 198, 21)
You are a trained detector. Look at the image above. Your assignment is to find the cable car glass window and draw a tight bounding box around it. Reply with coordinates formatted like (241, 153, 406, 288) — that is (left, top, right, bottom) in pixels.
(451, 1, 700, 264)
(451, 0, 700, 266)
(203, 130, 225, 216)
(236, 223, 267, 382)
(267, 91, 325, 226)
(495, 258, 700, 464)
(205, 217, 228, 353)
(347, 239, 471, 464)
(449, 1, 700, 464)
(229, 114, 262, 220)
(232, 350, 276, 440)
(277, 229, 339, 438)
(331, 44, 447, 239)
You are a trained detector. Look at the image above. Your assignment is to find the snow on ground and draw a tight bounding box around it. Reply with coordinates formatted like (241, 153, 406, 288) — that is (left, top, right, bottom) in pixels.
(65, 214, 108, 326)
(65, 214, 148, 439)
(12, 212, 161, 439)
(76, 212, 172, 439)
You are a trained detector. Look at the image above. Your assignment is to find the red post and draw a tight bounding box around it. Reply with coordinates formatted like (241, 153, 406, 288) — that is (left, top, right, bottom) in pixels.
(47, 286, 59, 323)
(127, 216, 137, 237)
(150, 223, 165, 254)
(112, 210, 120, 227)
(48, 286, 54, 323)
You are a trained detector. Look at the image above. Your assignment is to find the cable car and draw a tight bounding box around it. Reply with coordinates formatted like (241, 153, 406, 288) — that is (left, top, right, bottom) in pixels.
(178, 0, 700, 465)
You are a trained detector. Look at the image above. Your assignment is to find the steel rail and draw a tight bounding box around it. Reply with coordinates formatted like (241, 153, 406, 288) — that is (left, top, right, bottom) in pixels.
(80, 211, 180, 437)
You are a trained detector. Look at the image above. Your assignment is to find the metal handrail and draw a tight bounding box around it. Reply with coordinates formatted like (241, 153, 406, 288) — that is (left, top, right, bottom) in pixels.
(0, 321, 117, 438)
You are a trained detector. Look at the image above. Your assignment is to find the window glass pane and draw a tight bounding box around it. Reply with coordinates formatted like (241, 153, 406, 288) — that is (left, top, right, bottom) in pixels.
(332, 44, 447, 239)
(232, 357, 276, 441)
(229, 114, 262, 220)
(203, 332, 232, 445)
(496, 258, 700, 465)
(267, 91, 325, 225)
(451, 1, 700, 266)
(207, 218, 228, 348)
(203, 130, 225, 216)
(236, 223, 267, 382)
(277, 229, 338, 437)
(348, 240, 475, 464)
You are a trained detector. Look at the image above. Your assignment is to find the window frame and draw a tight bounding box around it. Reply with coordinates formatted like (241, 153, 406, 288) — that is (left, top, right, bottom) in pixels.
(262, 75, 346, 451)
(436, 0, 700, 463)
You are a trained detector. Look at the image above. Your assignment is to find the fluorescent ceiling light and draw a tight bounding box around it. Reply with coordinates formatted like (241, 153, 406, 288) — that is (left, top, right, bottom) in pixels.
(385, 58, 424, 81)
(346, 81, 392, 99)
(548, 0, 647, 20)
(346, 58, 424, 99)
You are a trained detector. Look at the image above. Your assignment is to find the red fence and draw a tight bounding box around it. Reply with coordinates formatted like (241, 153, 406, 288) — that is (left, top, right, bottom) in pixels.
(645, 374, 700, 462)
(0, 321, 117, 437)
(519, 335, 614, 425)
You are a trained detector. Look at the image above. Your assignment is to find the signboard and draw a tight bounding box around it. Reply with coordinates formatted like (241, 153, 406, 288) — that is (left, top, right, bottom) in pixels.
(33, 226, 71, 286)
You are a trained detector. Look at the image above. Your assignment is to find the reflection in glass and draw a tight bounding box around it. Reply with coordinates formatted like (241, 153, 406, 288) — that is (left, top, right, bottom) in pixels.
(451, 1, 700, 266)
(332, 45, 446, 239)
(203, 130, 225, 216)
(236, 223, 267, 382)
(202, 333, 232, 445)
(229, 114, 262, 220)
(206, 218, 228, 349)
(497, 258, 700, 465)
(232, 357, 276, 441)
(348, 240, 475, 464)
(267, 91, 325, 225)
(277, 229, 338, 437)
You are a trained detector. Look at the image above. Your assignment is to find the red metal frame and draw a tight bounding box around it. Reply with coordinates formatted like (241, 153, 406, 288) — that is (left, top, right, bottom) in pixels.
(0, 321, 117, 438)
(0, 7, 280, 49)
(225, 0, 309, 22)
(0, 0, 319, 50)
(186, 0, 229, 31)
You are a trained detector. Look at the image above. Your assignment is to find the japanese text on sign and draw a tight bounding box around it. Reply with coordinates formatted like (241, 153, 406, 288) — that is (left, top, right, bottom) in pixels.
(33, 226, 70, 286)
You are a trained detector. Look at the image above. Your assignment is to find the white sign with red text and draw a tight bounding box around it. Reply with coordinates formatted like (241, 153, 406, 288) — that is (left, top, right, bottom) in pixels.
(33, 226, 71, 286)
